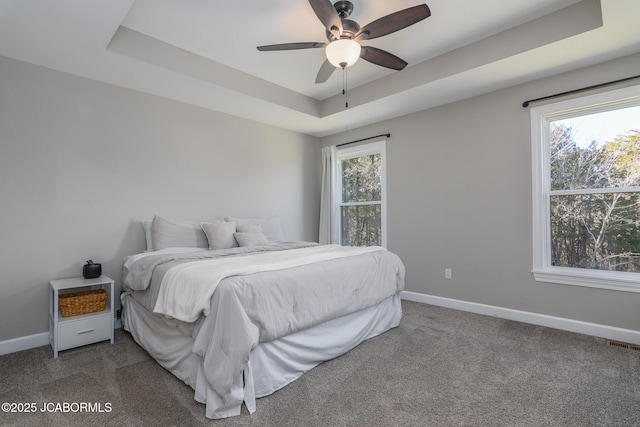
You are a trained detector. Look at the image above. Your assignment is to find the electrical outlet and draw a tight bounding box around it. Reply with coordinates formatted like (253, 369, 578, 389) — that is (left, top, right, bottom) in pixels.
(445, 268, 452, 279)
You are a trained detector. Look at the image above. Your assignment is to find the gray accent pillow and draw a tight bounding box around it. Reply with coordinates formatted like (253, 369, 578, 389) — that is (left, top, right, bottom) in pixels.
(151, 216, 210, 251)
(234, 232, 269, 247)
(226, 216, 284, 243)
(201, 221, 238, 250)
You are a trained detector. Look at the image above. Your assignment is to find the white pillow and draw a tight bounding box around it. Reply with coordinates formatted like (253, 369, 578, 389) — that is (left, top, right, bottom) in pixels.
(201, 221, 238, 250)
(226, 216, 284, 243)
(234, 232, 269, 247)
(151, 216, 210, 251)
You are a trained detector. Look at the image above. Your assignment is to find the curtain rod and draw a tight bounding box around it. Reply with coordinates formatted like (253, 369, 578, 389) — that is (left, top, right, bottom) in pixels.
(522, 74, 640, 108)
(337, 133, 391, 147)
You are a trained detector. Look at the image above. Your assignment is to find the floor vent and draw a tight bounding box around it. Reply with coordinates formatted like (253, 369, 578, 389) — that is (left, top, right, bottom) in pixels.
(607, 340, 640, 352)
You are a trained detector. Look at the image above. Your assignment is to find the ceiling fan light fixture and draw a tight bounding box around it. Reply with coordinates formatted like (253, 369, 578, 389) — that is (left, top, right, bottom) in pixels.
(326, 39, 361, 68)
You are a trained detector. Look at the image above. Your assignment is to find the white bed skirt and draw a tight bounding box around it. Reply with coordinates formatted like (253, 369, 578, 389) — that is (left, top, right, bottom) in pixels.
(122, 293, 402, 419)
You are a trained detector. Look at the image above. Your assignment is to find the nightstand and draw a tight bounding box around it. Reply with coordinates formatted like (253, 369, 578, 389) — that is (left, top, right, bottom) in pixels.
(49, 275, 115, 358)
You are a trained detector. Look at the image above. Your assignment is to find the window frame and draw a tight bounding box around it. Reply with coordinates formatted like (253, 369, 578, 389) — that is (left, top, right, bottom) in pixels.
(336, 140, 387, 248)
(530, 84, 640, 293)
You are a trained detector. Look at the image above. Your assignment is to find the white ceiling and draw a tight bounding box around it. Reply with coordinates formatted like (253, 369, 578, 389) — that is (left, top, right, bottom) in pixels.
(0, 0, 639, 137)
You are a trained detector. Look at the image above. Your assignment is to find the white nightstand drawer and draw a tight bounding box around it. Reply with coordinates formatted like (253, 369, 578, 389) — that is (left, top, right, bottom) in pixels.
(58, 312, 111, 351)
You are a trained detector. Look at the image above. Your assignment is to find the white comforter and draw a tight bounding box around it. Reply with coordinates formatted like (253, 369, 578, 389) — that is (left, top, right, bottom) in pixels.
(154, 244, 384, 322)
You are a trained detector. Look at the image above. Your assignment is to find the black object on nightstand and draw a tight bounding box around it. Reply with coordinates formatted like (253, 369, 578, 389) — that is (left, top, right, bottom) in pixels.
(83, 260, 101, 279)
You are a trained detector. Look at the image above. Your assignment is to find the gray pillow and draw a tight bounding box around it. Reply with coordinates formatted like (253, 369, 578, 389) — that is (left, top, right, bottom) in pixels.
(226, 216, 284, 243)
(151, 216, 210, 251)
(234, 232, 269, 247)
(201, 221, 238, 250)
(236, 223, 262, 233)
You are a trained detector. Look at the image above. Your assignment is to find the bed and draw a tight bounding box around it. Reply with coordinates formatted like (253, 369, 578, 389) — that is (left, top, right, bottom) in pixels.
(121, 216, 405, 419)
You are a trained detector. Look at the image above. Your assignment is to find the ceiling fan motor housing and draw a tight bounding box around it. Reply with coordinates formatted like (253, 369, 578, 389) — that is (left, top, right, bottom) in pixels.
(327, 19, 360, 40)
(326, 1, 360, 40)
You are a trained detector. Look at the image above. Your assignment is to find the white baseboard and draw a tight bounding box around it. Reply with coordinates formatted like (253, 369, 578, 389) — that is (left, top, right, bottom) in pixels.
(401, 291, 640, 345)
(0, 332, 49, 356)
(0, 319, 123, 356)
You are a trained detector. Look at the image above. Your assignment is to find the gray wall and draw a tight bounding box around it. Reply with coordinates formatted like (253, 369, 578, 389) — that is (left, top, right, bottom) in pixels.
(0, 56, 321, 341)
(321, 53, 640, 332)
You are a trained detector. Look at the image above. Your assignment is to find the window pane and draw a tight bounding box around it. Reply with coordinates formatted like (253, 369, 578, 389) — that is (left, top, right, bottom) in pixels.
(341, 154, 381, 203)
(550, 193, 640, 272)
(550, 107, 640, 190)
(340, 204, 381, 246)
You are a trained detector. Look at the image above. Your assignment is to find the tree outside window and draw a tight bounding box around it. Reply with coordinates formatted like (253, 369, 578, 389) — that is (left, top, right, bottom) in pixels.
(549, 121, 640, 272)
(337, 141, 386, 247)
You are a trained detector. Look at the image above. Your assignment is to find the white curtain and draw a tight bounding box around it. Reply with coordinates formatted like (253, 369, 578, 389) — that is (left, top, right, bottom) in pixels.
(319, 145, 338, 244)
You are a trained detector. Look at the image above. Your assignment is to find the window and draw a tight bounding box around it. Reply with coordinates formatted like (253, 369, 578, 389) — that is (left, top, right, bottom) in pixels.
(337, 140, 387, 247)
(531, 85, 640, 292)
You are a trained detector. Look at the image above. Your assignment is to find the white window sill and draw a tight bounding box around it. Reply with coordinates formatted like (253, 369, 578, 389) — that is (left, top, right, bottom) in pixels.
(532, 268, 640, 293)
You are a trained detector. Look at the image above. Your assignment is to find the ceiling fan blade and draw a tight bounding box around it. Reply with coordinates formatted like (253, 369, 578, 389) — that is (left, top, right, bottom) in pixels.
(355, 4, 431, 41)
(257, 42, 326, 51)
(360, 46, 408, 70)
(308, 0, 342, 38)
(315, 59, 336, 83)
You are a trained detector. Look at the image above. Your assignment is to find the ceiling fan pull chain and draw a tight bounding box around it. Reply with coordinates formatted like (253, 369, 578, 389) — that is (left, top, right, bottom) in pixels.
(343, 66, 349, 108)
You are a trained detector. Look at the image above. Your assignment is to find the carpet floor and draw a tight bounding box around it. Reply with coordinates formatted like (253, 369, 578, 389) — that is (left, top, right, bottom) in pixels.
(1, 300, 638, 426)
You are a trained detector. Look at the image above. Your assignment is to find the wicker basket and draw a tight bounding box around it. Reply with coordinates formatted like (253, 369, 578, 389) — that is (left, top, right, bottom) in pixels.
(59, 289, 107, 317)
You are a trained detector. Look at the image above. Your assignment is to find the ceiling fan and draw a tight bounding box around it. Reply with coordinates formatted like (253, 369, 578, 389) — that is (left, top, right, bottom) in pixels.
(257, 0, 431, 83)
